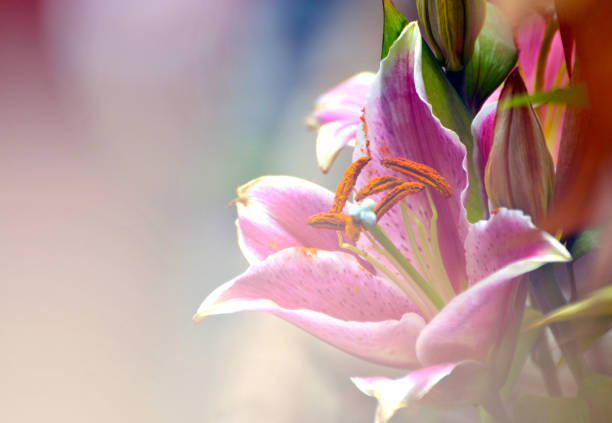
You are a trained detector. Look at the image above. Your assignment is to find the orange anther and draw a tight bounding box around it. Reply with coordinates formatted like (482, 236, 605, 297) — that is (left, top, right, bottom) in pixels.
(331, 156, 371, 212)
(309, 212, 362, 242)
(345, 219, 362, 242)
(308, 212, 350, 230)
(355, 175, 406, 202)
(374, 182, 425, 219)
(381, 158, 452, 198)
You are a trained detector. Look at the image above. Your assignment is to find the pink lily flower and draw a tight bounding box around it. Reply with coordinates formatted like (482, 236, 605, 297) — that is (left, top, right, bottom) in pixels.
(196, 23, 570, 422)
(307, 72, 375, 173)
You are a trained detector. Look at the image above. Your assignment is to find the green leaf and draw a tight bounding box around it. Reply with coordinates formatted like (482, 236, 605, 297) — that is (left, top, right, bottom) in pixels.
(502, 84, 588, 109)
(381, 0, 409, 59)
(512, 393, 590, 422)
(571, 229, 600, 259)
(421, 40, 485, 222)
(465, 3, 517, 113)
(579, 373, 612, 423)
(530, 285, 612, 329)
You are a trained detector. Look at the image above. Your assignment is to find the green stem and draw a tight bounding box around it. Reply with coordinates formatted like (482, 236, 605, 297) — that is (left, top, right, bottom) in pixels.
(368, 224, 444, 310)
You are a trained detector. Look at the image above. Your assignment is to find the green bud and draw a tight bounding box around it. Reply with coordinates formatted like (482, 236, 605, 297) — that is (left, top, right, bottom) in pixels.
(464, 2, 517, 114)
(416, 0, 486, 71)
(485, 69, 555, 224)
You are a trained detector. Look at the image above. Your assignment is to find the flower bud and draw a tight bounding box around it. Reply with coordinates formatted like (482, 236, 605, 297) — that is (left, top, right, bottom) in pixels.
(416, 0, 486, 71)
(484, 69, 554, 223)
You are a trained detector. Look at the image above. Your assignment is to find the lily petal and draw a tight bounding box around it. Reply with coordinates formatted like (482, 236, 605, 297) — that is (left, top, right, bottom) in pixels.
(195, 247, 426, 367)
(355, 22, 469, 291)
(316, 121, 358, 174)
(310, 72, 375, 173)
(471, 101, 497, 212)
(465, 208, 571, 285)
(352, 361, 489, 423)
(312, 72, 375, 123)
(235, 176, 344, 264)
(417, 209, 571, 365)
(416, 272, 521, 366)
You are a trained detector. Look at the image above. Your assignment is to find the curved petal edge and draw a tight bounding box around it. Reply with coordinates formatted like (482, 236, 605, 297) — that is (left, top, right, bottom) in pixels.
(352, 361, 489, 423)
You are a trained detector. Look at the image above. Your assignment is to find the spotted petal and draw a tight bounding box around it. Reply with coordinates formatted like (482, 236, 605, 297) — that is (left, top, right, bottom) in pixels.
(195, 247, 426, 367)
(416, 209, 571, 366)
(355, 22, 469, 292)
(352, 361, 489, 423)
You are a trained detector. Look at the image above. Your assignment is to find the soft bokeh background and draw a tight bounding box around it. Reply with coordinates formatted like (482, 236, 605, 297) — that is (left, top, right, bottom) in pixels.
(0, 1, 440, 422)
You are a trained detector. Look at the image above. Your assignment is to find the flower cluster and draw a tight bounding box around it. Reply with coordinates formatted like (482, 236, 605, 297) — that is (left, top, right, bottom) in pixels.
(196, 1, 611, 421)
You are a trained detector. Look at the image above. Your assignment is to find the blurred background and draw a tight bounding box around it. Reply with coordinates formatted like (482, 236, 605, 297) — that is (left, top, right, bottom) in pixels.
(0, 1, 435, 422)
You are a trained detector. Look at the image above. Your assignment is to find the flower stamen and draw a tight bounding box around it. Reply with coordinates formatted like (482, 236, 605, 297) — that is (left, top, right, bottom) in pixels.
(367, 223, 445, 309)
(400, 193, 455, 301)
(308, 212, 350, 230)
(354, 175, 406, 202)
(373, 182, 425, 219)
(399, 201, 435, 290)
(331, 156, 371, 212)
(381, 157, 452, 197)
(308, 156, 455, 314)
(308, 212, 363, 242)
